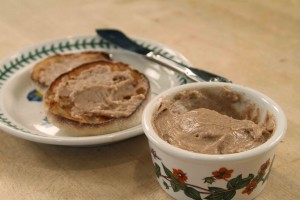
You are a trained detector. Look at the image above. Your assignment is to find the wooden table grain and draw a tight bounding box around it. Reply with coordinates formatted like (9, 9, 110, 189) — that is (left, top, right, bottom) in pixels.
(0, 0, 299, 199)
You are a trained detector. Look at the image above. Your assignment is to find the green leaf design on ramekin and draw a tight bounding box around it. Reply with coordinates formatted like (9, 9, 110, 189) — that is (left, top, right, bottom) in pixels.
(0, 36, 186, 133)
(152, 148, 275, 200)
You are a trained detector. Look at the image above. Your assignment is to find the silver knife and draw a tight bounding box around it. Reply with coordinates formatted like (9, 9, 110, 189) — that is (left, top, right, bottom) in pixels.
(96, 29, 231, 83)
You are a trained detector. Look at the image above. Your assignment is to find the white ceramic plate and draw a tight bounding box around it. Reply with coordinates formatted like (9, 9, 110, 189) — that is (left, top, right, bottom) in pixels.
(0, 35, 190, 146)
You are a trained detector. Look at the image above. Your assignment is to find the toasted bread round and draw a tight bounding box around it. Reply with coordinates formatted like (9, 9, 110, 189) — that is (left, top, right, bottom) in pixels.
(31, 52, 111, 94)
(44, 60, 151, 136)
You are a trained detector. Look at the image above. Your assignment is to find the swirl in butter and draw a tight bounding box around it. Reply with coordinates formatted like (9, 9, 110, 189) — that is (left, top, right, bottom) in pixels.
(152, 87, 275, 154)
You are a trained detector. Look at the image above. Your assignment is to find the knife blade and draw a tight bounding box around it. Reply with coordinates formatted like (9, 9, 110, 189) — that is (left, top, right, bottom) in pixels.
(96, 29, 231, 83)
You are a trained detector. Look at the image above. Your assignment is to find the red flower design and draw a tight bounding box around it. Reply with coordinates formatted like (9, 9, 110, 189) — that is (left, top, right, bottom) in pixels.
(172, 169, 188, 183)
(242, 180, 258, 195)
(212, 167, 234, 179)
(259, 159, 270, 174)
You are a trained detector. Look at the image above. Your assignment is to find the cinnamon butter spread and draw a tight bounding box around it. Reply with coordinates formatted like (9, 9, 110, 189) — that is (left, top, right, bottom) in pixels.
(54, 64, 148, 119)
(40, 54, 104, 86)
(152, 87, 275, 154)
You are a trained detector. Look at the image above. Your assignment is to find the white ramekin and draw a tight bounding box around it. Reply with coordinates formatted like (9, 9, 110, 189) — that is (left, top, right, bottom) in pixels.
(142, 82, 287, 200)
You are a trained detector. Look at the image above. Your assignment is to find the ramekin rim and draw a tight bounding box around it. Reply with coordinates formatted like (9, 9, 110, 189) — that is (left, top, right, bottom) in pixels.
(142, 82, 287, 162)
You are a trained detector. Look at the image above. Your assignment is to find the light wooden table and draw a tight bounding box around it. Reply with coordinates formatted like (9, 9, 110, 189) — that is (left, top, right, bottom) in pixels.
(0, 0, 299, 199)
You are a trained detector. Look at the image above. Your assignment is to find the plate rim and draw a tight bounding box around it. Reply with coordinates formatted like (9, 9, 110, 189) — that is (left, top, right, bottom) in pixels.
(0, 34, 191, 146)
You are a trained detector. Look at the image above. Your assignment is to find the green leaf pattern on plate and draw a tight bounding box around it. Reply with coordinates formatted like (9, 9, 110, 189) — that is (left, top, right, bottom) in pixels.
(0, 113, 30, 133)
(0, 36, 187, 133)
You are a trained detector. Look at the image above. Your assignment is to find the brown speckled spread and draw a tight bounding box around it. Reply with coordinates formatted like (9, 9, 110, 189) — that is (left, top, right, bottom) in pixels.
(152, 87, 275, 154)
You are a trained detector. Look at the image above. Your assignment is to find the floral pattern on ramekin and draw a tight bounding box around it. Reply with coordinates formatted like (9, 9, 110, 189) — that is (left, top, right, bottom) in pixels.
(151, 148, 274, 200)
